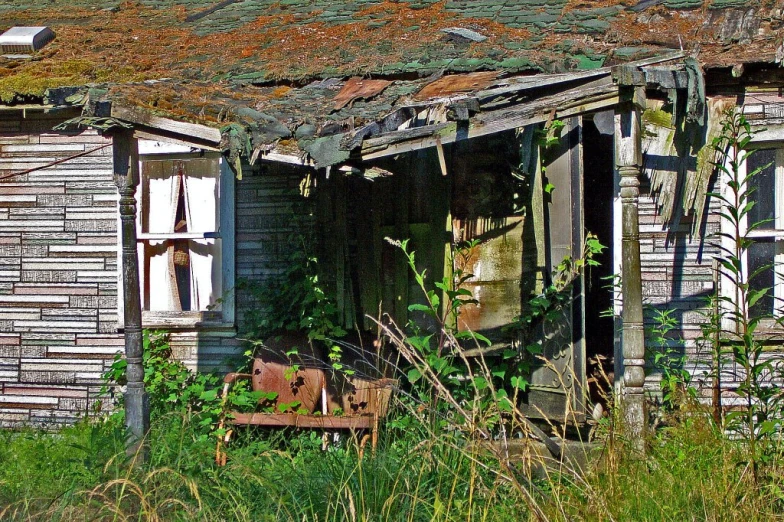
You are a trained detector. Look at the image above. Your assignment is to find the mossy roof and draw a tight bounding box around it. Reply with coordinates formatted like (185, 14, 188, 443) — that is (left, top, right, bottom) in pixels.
(0, 1, 781, 100)
(0, 1, 781, 161)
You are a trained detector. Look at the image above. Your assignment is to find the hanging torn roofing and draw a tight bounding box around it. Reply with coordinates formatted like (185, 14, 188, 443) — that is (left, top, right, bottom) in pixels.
(0, 0, 782, 168)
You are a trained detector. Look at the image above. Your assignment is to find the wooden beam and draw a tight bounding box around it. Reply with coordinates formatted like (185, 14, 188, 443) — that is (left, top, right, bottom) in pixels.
(345, 54, 683, 155)
(643, 67, 689, 89)
(258, 151, 314, 167)
(393, 162, 410, 325)
(358, 84, 619, 161)
(133, 129, 220, 151)
(475, 72, 612, 112)
(0, 104, 55, 112)
(748, 124, 784, 142)
(626, 50, 685, 68)
(112, 104, 222, 144)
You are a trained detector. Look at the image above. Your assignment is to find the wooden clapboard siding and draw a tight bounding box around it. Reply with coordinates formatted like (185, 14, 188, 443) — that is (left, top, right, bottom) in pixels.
(0, 110, 122, 427)
(233, 162, 315, 338)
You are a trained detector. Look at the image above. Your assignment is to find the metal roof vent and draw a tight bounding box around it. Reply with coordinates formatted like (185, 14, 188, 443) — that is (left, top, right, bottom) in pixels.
(0, 27, 55, 54)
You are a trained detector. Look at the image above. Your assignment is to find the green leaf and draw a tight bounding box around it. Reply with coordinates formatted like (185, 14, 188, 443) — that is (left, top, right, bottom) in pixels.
(525, 343, 543, 355)
(492, 368, 506, 379)
(472, 332, 492, 346)
(407, 368, 422, 384)
(199, 389, 218, 402)
(748, 288, 768, 308)
(498, 397, 513, 412)
(510, 376, 528, 390)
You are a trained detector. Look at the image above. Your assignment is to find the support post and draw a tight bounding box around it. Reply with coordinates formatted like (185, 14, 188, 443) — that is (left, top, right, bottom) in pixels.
(615, 87, 646, 447)
(112, 130, 149, 461)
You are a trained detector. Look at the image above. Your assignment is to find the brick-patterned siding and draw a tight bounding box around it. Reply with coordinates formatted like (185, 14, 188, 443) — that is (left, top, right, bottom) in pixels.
(0, 110, 121, 427)
(638, 172, 722, 397)
(0, 117, 313, 426)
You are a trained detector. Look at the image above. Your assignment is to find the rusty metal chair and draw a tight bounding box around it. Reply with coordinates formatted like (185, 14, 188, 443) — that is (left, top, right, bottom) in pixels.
(215, 335, 396, 465)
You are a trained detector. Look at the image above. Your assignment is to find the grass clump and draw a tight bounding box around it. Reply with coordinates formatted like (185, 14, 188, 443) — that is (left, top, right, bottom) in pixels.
(547, 409, 784, 521)
(4, 381, 784, 520)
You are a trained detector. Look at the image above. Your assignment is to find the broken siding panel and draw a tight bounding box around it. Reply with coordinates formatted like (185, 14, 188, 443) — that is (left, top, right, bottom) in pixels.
(0, 114, 122, 427)
(642, 98, 735, 231)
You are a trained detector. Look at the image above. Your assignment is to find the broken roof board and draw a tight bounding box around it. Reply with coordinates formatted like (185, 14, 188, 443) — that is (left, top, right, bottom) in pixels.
(83, 55, 673, 168)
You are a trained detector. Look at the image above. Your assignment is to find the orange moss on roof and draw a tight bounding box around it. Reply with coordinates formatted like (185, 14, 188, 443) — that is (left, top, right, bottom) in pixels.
(0, 3, 191, 101)
(0, 0, 779, 108)
(247, 2, 533, 79)
(0, 0, 537, 101)
(560, 0, 630, 14)
(608, 8, 704, 47)
(602, 7, 780, 67)
(112, 81, 261, 124)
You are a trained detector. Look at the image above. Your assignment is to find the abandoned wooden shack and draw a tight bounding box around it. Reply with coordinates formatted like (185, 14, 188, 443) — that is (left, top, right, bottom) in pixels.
(0, 1, 782, 436)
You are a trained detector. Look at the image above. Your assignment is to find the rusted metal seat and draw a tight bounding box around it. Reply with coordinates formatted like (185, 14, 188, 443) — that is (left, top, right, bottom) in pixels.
(215, 335, 395, 465)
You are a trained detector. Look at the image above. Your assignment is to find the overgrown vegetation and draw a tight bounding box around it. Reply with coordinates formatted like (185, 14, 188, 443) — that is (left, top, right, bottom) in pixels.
(5, 109, 784, 520)
(103, 331, 266, 444)
(646, 306, 693, 410)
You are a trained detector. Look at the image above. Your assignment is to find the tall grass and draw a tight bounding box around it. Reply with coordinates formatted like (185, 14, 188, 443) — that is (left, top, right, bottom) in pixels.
(2, 394, 784, 520)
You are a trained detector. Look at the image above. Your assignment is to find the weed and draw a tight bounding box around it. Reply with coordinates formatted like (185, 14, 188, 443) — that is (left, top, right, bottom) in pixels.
(103, 330, 264, 444)
(646, 307, 695, 410)
(704, 109, 784, 481)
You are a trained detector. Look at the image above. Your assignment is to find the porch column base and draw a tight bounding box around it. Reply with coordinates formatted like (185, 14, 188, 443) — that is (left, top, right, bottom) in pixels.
(622, 389, 646, 447)
(125, 380, 150, 461)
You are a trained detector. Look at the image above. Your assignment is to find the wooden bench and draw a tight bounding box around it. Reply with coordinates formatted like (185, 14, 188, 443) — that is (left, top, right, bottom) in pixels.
(215, 341, 395, 465)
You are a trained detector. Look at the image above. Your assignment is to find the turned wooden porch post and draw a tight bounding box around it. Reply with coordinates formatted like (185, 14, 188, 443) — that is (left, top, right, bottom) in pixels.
(615, 85, 646, 446)
(112, 129, 149, 460)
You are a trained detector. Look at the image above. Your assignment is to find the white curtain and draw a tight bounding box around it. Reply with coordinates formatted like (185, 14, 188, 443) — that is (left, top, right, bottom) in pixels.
(182, 163, 221, 311)
(145, 166, 180, 311)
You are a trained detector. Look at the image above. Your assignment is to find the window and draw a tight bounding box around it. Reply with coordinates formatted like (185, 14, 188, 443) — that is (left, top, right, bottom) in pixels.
(744, 147, 784, 318)
(721, 144, 784, 321)
(120, 141, 235, 327)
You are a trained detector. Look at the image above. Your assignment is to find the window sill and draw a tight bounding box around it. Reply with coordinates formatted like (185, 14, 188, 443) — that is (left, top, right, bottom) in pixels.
(139, 311, 234, 331)
(721, 323, 784, 343)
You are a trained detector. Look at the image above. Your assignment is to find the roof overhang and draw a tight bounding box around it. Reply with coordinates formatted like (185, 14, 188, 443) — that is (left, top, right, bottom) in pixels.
(31, 52, 710, 168)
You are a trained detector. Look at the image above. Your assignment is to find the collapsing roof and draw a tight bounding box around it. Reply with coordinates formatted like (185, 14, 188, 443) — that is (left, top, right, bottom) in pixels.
(0, 1, 782, 169)
(48, 58, 653, 170)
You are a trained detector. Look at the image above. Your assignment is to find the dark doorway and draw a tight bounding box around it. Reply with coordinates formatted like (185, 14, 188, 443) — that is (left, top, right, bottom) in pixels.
(582, 117, 616, 380)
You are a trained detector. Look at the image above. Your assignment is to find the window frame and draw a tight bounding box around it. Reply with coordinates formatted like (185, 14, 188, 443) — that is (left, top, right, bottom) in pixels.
(117, 141, 235, 330)
(719, 132, 784, 331)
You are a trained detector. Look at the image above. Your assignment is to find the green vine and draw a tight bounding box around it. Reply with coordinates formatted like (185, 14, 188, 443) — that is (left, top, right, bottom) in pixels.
(239, 234, 348, 373)
(102, 331, 269, 443)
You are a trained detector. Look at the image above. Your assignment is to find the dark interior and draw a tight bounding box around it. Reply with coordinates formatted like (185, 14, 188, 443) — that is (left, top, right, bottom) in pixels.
(582, 117, 616, 377)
